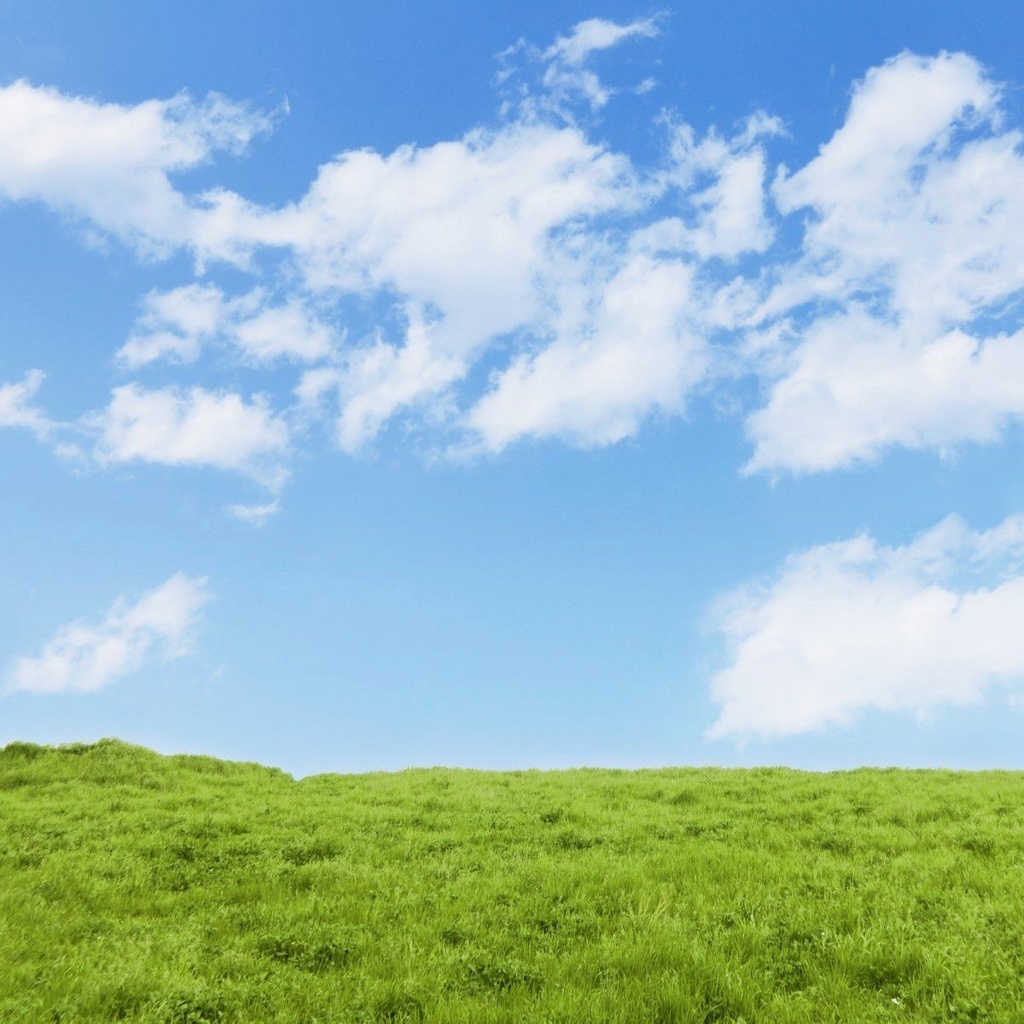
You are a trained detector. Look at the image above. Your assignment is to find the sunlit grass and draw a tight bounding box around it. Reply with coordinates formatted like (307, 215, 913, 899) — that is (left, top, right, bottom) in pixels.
(1, 739, 1022, 1022)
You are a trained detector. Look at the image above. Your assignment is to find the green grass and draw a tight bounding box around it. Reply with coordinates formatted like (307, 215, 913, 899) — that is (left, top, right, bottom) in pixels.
(1, 739, 1023, 1023)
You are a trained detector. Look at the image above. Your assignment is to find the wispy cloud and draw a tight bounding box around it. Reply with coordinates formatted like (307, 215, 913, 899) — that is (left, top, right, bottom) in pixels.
(539, 16, 663, 111)
(708, 515, 1024, 739)
(0, 370, 54, 438)
(226, 499, 280, 525)
(7, 574, 211, 695)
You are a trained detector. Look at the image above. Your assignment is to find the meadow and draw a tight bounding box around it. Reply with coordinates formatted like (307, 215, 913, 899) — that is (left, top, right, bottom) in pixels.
(0, 739, 1022, 1023)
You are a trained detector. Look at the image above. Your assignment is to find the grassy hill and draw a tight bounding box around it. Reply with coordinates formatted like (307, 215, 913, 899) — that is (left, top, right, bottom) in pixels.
(1, 739, 1022, 1023)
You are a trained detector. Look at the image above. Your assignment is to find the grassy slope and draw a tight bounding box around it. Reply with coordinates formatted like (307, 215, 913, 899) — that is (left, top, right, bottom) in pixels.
(1, 740, 1022, 1023)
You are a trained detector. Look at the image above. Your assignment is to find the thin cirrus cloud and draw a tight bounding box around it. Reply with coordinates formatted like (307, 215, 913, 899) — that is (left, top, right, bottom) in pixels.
(0, 29, 1023, 486)
(6, 573, 210, 695)
(707, 515, 1024, 740)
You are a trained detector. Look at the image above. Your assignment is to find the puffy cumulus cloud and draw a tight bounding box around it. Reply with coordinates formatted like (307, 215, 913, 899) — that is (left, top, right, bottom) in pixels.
(233, 301, 335, 363)
(6, 573, 210, 695)
(467, 255, 705, 450)
(450, 116, 781, 453)
(745, 312, 1024, 472)
(117, 284, 335, 367)
(708, 515, 1024, 740)
(273, 106, 783, 451)
(9, 35, 1024, 477)
(117, 284, 227, 366)
(0, 368, 290, 512)
(0, 80, 272, 258)
(90, 384, 290, 486)
(772, 51, 1003, 323)
(0, 370, 53, 437)
(748, 52, 1024, 472)
(0, 23, 774, 465)
(269, 120, 646, 446)
(271, 48, 1024, 464)
(267, 122, 634, 311)
(656, 112, 785, 261)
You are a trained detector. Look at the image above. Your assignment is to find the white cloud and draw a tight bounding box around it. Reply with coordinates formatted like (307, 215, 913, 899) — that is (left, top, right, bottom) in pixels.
(226, 499, 280, 525)
(747, 52, 1024, 472)
(265, 120, 640, 446)
(539, 17, 662, 110)
(658, 114, 785, 260)
(117, 284, 227, 366)
(117, 285, 335, 367)
(7, 38, 1024, 475)
(0, 80, 273, 258)
(467, 255, 705, 450)
(90, 384, 290, 485)
(772, 50, 1018, 324)
(543, 17, 660, 68)
(332, 310, 465, 452)
(0, 28, 773, 463)
(269, 121, 634, 306)
(0, 370, 53, 437)
(232, 300, 335, 363)
(7, 573, 210, 695)
(295, 324, 463, 454)
(270, 105, 782, 453)
(270, 47, 1024, 463)
(708, 515, 1024, 739)
(745, 311, 1024, 472)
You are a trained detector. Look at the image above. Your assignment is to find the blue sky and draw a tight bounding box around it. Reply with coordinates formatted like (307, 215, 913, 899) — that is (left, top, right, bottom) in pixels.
(3, 1, 1024, 776)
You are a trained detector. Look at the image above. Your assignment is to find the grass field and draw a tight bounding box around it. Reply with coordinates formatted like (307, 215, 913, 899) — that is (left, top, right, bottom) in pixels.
(1, 739, 1022, 1023)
